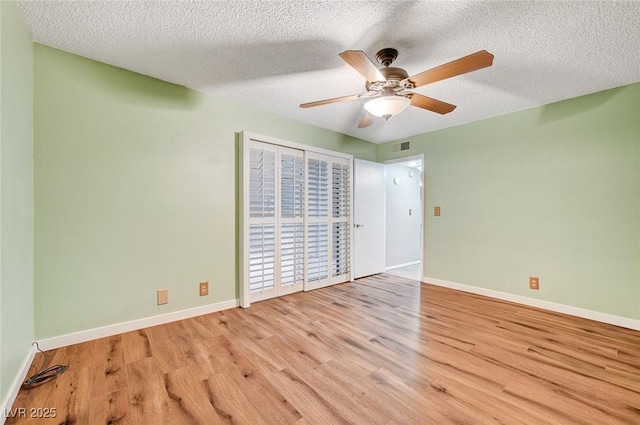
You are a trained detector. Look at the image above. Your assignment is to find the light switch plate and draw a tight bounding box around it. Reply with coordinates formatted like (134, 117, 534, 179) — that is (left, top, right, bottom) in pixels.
(157, 289, 168, 305)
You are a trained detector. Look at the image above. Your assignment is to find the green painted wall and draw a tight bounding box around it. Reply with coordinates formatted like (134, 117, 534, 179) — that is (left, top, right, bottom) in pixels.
(379, 83, 640, 320)
(34, 44, 376, 339)
(1, 0, 35, 402)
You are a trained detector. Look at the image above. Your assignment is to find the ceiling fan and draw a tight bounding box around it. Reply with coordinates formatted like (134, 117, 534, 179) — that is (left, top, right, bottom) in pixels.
(300, 48, 494, 128)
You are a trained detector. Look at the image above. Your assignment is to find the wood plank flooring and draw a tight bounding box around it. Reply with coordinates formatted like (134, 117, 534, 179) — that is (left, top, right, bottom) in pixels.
(7, 274, 640, 424)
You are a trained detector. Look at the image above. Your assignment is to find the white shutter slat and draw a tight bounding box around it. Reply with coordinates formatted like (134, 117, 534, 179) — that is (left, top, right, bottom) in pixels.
(332, 222, 350, 277)
(332, 162, 350, 218)
(307, 159, 329, 218)
(249, 224, 275, 293)
(280, 223, 304, 286)
(307, 223, 329, 281)
(281, 153, 305, 219)
(250, 148, 276, 218)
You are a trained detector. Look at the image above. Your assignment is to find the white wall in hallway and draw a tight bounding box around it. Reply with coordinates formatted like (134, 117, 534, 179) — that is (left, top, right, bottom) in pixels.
(385, 163, 421, 268)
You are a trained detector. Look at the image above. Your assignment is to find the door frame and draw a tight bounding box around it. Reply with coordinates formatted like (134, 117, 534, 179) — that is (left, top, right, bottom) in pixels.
(381, 154, 425, 282)
(239, 131, 353, 308)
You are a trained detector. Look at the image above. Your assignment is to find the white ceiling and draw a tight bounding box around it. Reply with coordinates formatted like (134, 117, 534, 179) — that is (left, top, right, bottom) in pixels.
(17, 1, 640, 144)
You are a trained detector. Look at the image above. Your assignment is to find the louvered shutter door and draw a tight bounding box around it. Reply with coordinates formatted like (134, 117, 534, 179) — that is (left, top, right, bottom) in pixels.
(332, 160, 350, 279)
(306, 156, 329, 287)
(306, 153, 351, 290)
(248, 142, 277, 301)
(279, 147, 305, 294)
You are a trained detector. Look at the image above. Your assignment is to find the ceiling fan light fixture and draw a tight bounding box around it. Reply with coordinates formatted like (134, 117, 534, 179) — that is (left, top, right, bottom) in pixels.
(364, 96, 411, 120)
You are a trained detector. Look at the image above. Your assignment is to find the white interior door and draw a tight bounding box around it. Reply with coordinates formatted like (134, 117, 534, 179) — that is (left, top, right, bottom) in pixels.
(353, 159, 386, 278)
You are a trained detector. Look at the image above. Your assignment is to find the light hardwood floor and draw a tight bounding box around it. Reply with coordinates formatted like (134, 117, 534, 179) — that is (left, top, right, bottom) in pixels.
(7, 274, 640, 424)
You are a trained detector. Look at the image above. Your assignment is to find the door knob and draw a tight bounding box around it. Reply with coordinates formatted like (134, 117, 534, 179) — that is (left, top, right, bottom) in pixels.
(354, 223, 364, 228)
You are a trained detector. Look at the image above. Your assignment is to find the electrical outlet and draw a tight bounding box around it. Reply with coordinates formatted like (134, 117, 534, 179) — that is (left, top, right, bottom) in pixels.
(434, 206, 441, 216)
(157, 289, 168, 305)
(199, 281, 209, 297)
(529, 276, 539, 290)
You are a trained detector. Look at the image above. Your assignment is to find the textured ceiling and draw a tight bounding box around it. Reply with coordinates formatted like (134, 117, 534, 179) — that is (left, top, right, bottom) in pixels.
(18, 1, 640, 143)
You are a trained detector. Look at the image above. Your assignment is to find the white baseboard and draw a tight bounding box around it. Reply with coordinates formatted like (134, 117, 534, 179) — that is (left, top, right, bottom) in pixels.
(1, 345, 37, 425)
(386, 261, 420, 271)
(424, 276, 640, 331)
(37, 299, 239, 351)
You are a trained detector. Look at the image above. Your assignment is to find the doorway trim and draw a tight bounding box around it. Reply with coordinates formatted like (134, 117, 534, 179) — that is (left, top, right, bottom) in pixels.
(381, 154, 425, 282)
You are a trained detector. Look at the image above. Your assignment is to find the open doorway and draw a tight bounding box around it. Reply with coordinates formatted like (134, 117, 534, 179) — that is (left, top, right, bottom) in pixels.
(383, 156, 423, 281)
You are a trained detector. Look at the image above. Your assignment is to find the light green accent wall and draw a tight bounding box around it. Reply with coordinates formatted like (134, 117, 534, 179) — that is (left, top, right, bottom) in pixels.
(379, 83, 640, 320)
(34, 44, 376, 339)
(1, 0, 35, 401)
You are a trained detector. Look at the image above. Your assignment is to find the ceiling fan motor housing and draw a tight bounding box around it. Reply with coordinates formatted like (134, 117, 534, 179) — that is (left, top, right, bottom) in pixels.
(381, 67, 409, 82)
(366, 66, 411, 92)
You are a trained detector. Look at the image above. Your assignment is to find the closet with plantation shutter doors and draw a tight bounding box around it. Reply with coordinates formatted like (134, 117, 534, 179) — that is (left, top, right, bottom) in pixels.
(240, 133, 353, 307)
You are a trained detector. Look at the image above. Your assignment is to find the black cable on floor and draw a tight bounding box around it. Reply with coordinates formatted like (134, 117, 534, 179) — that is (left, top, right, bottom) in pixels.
(22, 342, 68, 388)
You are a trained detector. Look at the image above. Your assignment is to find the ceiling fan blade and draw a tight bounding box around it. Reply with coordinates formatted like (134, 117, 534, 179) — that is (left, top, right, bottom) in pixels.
(358, 112, 375, 128)
(407, 50, 494, 88)
(299, 94, 362, 108)
(339, 50, 385, 83)
(409, 93, 456, 114)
